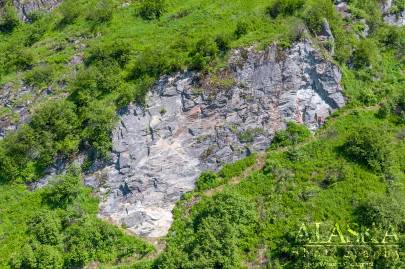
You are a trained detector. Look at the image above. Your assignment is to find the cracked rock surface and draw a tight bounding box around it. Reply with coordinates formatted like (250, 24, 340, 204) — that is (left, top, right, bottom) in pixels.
(11, 0, 62, 21)
(85, 40, 346, 237)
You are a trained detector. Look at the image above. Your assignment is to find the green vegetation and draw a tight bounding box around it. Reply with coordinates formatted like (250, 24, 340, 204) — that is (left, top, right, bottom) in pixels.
(139, 0, 166, 20)
(0, 0, 404, 268)
(271, 122, 311, 148)
(1, 168, 153, 269)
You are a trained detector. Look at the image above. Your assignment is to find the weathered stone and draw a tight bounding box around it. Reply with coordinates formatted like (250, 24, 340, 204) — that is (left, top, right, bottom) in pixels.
(88, 40, 346, 238)
(11, 0, 62, 21)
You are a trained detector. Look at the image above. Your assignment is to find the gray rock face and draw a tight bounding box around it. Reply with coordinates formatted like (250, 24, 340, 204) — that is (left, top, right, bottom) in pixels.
(381, 0, 405, 26)
(384, 11, 405, 26)
(86, 40, 346, 237)
(11, 0, 62, 21)
(335, 0, 405, 27)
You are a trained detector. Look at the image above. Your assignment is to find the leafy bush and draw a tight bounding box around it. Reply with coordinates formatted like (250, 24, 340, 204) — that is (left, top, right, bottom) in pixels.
(0, 100, 80, 182)
(139, 0, 165, 20)
(64, 217, 152, 266)
(70, 64, 121, 107)
(218, 154, 256, 180)
(30, 100, 80, 155)
(28, 211, 62, 245)
(355, 194, 405, 230)
(11, 244, 64, 269)
(214, 34, 231, 54)
(271, 122, 311, 148)
(126, 48, 176, 80)
(351, 39, 378, 69)
(42, 169, 82, 208)
(81, 100, 117, 157)
(189, 38, 219, 71)
(342, 127, 394, 172)
(86, 0, 113, 24)
(158, 193, 258, 269)
(302, 0, 335, 34)
(266, 0, 304, 19)
(59, 0, 81, 25)
(5, 47, 34, 72)
(234, 20, 249, 38)
(23, 65, 54, 87)
(85, 40, 132, 67)
(195, 171, 221, 191)
(0, 4, 19, 33)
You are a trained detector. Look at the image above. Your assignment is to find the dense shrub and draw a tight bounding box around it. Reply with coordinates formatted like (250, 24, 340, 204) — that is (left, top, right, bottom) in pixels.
(266, 0, 304, 19)
(302, 0, 335, 34)
(214, 34, 231, 54)
(23, 65, 54, 87)
(5, 47, 34, 72)
(70, 65, 121, 107)
(139, 0, 165, 20)
(64, 217, 152, 266)
(158, 193, 258, 269)
(271, 122, 311, 148)
(342, 127, 394, 172)
(355, 194, 405, 230)
(28, 211, 62, 245)
(42, 169, 82, 208)
(30, 100, 80, 154)
(0, 4, 19, 33)
(351, 39, 378, 69)
(234, 20, 249, 38)
(86, 0, 113, 24)
(195, 171, 221, 191)
(126, 48, 176, 80)
(85, 40, 132, 67)
(59, 0, 81, 25)
(0, 100, 80, 182)
(218, 154, 256, 180)
(189, 38, 219, 71)
(11, 244, 63, 269)
(81, 100, 117, 157)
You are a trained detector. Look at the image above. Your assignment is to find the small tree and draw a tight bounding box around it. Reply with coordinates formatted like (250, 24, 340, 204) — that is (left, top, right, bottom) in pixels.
(139, 0, 165, 20)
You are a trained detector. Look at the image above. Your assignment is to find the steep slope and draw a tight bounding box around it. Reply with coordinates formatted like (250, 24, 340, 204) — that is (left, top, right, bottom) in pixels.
(87, 40, 345, 237)
(0, 0, 404, 268)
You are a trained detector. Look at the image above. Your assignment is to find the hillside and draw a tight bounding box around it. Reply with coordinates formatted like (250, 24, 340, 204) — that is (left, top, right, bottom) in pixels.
(0, 0, 404, 268)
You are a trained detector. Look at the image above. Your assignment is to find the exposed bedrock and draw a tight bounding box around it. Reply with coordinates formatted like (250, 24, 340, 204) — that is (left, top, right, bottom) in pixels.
(85, 40, 346, 237)
(12, 0, 62, 21)
(382, 0, 405, 26)
(0, 0, 62, 21)
(335, 0, 405, 26)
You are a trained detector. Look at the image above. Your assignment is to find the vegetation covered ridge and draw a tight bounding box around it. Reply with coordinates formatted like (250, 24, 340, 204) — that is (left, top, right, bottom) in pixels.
(0, 0, 403, 268)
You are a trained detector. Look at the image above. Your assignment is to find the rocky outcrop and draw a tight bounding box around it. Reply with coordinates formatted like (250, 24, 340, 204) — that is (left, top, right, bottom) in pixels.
(335, 0, 405, 27)
(11, 0, 62, 21)
(85, 40, 346, 238)
(381, 0, 405, 26)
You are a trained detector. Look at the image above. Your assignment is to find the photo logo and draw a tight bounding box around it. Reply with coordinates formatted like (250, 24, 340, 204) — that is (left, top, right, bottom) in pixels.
(295, 222, 401, 268)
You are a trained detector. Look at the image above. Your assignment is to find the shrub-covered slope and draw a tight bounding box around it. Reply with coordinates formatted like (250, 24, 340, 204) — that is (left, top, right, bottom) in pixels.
(0, 0, 404, 268)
